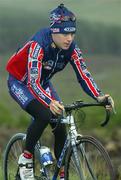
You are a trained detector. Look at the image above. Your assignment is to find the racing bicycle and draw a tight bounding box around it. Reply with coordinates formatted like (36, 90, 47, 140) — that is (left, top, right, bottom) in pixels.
(3, 100, 116, 180)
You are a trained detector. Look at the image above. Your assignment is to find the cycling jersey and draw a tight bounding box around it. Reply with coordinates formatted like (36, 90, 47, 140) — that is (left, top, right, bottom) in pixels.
(6, 28, 101, 107)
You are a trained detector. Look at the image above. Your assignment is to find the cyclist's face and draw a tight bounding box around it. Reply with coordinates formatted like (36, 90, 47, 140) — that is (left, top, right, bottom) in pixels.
(52, 33, 75, 50)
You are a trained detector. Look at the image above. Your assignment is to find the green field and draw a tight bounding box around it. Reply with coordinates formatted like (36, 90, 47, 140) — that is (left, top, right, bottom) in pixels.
(0, 0, 120, 26)
(0, 0, 121, 54)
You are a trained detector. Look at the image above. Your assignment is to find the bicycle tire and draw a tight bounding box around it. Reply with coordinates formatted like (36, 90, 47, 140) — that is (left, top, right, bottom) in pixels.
(64, 135, 115, 180)
(3, 133, 50, 180)
(3, 133, 26, 180)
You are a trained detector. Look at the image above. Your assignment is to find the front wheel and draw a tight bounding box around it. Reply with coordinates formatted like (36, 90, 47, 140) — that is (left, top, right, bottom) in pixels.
(64, 135, 115, 180)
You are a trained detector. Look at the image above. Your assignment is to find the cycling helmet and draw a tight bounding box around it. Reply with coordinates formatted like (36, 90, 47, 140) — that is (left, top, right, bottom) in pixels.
(50, 4, 76, 34)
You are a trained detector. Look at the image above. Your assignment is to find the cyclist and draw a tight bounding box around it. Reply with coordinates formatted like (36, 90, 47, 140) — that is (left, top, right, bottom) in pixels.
(6, 4, 114, 180)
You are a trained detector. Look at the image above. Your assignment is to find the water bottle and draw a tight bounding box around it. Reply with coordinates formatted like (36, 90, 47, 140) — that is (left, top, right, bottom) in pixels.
(40, 146, 53, 166)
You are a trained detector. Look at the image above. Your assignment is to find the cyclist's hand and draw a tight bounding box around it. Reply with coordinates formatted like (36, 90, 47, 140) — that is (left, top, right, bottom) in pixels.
(97, 94, 115, 113)
(49, 100, 64, 115)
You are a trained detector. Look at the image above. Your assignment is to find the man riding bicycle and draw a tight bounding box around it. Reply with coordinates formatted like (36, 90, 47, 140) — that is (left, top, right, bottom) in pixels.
(6, 4, 114, 180)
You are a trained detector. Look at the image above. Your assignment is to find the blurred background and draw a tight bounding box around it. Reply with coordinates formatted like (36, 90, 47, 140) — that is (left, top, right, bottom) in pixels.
(0, 0, 121, 178)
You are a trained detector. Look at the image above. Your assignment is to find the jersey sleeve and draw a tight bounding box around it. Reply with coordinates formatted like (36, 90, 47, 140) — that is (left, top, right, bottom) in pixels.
(27, 42, 53, 107)
(70, 45, 102, 99)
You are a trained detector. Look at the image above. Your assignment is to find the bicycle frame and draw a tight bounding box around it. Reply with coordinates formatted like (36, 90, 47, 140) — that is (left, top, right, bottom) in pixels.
(50, 114, 80, 180)
(27, 102, 112, 180)
(4, 100, 114, 180)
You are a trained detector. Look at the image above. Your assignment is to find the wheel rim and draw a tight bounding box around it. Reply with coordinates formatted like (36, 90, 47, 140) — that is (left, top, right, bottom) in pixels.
(6, 138, 25, 179)
(67, 140, 113, 180)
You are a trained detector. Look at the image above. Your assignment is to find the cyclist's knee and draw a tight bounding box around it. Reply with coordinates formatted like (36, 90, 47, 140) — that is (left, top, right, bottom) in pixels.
(26, 99, 52, 122)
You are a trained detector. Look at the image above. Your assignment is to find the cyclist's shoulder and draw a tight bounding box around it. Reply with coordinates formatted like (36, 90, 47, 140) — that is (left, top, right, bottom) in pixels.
(30, 27, 52, 47)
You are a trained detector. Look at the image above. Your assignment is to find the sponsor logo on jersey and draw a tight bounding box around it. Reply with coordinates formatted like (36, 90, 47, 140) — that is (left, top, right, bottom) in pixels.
(30, 68, 38, 74)
(11, 84, 28, 105)
(33, 44, 41, 58)
(43, 60, 54, 70)
(32, 83, 46, 99)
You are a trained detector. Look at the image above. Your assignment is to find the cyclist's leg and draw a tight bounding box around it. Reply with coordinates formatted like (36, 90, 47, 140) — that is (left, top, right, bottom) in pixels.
(45, 81, 67, 159)
(25, 99, 52, 154)
(50, 122, 66, 179)
(50, 121, 67, 159)
(46, 81, 67, 179)
(8, 75, 52, 154)
(7, 75, 52, 179)
(20, 100, 52, 180)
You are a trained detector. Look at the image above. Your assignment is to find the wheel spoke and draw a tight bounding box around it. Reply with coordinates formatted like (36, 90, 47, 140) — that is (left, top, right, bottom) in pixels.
(65, 136, 115, 180)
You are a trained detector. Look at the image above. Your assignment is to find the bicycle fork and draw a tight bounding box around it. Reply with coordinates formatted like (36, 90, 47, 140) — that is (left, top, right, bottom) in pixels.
(79, 144, 97, 180)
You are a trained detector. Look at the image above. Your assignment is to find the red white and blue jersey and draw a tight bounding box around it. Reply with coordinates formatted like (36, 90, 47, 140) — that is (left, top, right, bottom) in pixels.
(6, 28, 102, 107)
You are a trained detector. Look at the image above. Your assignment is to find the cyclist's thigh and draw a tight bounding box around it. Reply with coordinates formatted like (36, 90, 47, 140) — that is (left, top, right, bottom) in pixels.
(7, 74, 35, 109)
(26, 99, 52, 121)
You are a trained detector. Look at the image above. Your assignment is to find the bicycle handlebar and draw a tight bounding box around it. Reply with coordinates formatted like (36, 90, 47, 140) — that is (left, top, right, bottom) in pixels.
(64, 100, 111, 127)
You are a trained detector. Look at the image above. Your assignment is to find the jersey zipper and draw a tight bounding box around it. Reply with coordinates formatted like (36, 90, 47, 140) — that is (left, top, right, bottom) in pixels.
(47, 49, 62, 80)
